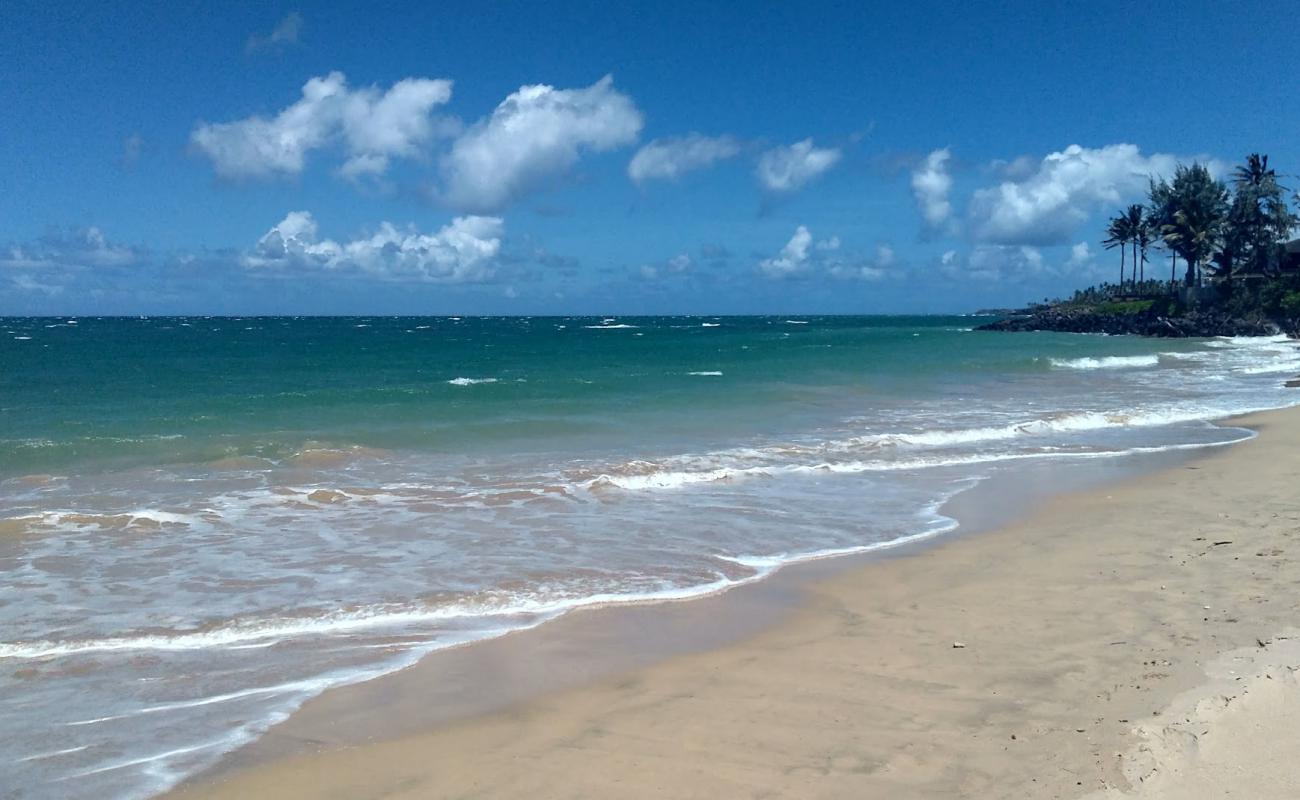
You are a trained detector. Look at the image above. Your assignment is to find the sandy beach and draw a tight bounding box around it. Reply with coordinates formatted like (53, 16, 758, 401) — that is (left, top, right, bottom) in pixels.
(166, 406, 1300, 799)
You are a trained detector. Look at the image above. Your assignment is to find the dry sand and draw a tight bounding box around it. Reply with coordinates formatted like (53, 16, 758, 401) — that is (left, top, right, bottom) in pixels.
(169, 407, 1300, 800)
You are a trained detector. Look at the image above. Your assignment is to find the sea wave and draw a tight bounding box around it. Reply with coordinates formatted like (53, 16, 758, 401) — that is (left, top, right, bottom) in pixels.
(579, 404, 1267, 493)
(447, 377, 498, 386)
(0, 570, 778, 661)
(1049, 354, 1160, 370)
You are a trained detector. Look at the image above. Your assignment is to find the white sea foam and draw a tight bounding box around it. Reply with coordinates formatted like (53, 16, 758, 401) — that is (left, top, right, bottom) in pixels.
(687, 371, 723, 376)
(9, 509, 213, 531)
(0, 569, 781, 662)
(701, 322, 720, 327)
(588, 466, 772, 491)
(1049, 354, 1160, 370)
(447, 377, 498, 386)
(1242, 361, 1300, 375)
(584, 323, 638, 329)
(719, 519, 959, 571)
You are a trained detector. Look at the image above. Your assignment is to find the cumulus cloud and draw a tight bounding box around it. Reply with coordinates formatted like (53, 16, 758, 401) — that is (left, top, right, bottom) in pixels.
(911, 148, 954, 232)
(938, 246, 1042, 282)
(967, 144, 1182, 245)
(0, 227, 143, 298)
(1066, 241, 1093, 269)
(190, 72, 454, 180)
(0, 227, 141, 271)
(941, 242, 1110, 284)
(245, 211, 503, 282)
(437, 75, 642, 212)
(758, 225, 814, 277)
(755, 138, 842, 193)
(828, 244, 895, 281)
(627, 134, 739, 183)
(246, 11, 303, 54)
(756, 226, 893, 281)
(756, 225, 844, 278)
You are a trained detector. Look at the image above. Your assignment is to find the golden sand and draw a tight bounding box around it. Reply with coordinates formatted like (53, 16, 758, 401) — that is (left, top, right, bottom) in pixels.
(169, 408, 1300, 799)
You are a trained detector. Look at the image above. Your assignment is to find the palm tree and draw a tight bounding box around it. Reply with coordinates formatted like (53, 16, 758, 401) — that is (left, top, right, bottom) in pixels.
(1134, 209, 1154, 286)
(1233, 153, 1274, 189)
(1123, 204, 1145, 286)
(1103, 212, 1131, 288)
(1158, 163, 1229, 287)
(1227, 154, 1297, 277)
(1148, 177, 1179, 290)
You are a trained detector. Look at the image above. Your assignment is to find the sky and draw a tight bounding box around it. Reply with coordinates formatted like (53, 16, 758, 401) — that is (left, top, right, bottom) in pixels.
(2, 0, 1296, 315)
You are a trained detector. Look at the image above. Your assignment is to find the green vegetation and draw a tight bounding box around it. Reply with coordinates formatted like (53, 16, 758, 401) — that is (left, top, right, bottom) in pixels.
(1092, 299, 1156, 316)
(1135, 154, 1298, 289)
(1045, 154, 1300, 326)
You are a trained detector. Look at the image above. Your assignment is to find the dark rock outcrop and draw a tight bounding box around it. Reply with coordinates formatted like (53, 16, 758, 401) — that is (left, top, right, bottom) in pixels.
(978, 308, 1292, 338)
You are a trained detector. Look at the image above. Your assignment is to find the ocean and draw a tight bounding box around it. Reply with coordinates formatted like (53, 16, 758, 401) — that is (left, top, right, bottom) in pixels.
(2, 315, 1299, 798)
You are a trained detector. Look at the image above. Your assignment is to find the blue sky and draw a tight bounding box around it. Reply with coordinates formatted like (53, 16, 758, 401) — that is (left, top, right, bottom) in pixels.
(2, 0, 1295, 315)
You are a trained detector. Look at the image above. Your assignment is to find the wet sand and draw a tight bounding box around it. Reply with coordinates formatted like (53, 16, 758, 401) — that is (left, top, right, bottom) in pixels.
(168, 407, 1300, 799)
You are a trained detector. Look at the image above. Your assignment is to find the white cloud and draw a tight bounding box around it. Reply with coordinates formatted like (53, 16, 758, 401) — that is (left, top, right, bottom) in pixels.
(190, 72, 454, 180)
(1066, 241, 1093, 268)
(967, 246, 1045, 281)
(967, 144, 1181, 245)
(627, 134, 739, 183)
(757, 227, 891, 281)
(246, 12, 303, 54)
(828, 244, 895, 282)
(755, 139, 842, 193)
(438, 75, 642, 212)
(942, 243, 1110, 283)
(758, 225, 814, 277)
(911, 148, 954, 231)
(0, 227, 140, 271)
(245, 211, 503, 282)
(756, 226, 846, 278)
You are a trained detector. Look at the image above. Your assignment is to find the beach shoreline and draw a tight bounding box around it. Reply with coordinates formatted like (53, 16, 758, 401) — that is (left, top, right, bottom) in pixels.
(164, 405, 1300, 799)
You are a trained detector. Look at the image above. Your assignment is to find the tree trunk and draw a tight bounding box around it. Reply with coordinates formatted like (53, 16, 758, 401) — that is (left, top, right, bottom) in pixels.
(1184, 253, 1197, 288)
(1119, 246, 1126, 288)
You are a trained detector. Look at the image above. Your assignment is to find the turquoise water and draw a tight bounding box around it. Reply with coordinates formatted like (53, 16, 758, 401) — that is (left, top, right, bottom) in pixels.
(0, 315, 1225, 473)
(2, 316, 1299, 798)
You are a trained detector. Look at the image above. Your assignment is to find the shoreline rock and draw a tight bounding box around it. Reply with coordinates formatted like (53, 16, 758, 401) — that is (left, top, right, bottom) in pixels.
(977, 308, 1293, 338)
